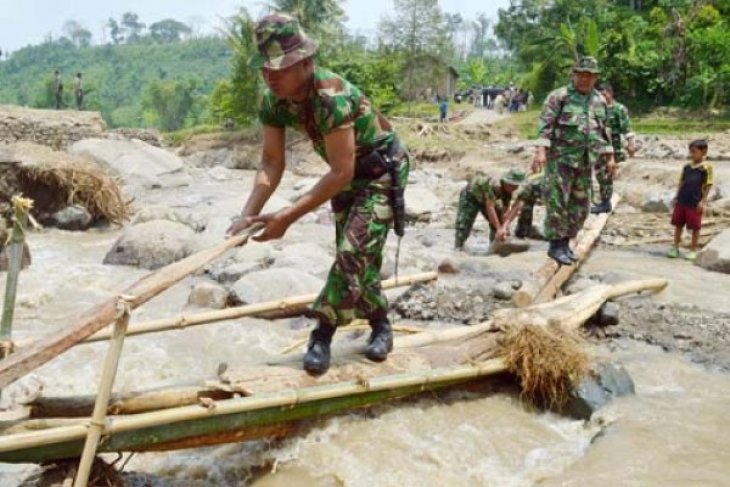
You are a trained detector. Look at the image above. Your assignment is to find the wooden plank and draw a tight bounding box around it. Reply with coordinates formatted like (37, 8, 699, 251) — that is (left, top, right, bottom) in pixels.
(0, 225, 262, 389)
(513, 194, 621, 307)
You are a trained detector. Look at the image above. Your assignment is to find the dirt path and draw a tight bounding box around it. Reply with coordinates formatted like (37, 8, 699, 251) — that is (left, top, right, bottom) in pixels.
(457, 108, 507, 125)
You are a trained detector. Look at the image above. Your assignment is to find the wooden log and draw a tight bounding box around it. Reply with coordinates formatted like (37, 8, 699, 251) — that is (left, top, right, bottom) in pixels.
(513, 194, 621, 308)
(29, 387, 234, 419)
(0, 225, 263, 390)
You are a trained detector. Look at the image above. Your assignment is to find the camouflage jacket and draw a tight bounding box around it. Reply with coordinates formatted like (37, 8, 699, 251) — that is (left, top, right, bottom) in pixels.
(607, 101, 634, 157)
(467, 175, 512, 209)
(259, 67, 393, 163)
(536, 82, 613, 167)
(516, 173, 544, 206)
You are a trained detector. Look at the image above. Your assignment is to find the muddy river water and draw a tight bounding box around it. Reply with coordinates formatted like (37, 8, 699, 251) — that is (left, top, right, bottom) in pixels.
(1, 169, 730, 486)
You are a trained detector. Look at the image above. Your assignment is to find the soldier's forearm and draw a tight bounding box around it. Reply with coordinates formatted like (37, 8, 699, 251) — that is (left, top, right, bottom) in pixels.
(242, 164, 283, 216)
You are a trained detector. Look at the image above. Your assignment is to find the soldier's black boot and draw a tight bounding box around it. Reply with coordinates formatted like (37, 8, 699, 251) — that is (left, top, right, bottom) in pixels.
(591, 199, 612, 214)
(366, 318, 393, 362)
(303, 321, 336, 375)
(562, 238, 579, 262)
(548, 239, 573, 266)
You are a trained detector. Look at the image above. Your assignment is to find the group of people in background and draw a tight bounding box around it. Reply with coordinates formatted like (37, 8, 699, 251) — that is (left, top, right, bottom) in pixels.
(52, 69, 84, 110)
(453, 56, 715, 266)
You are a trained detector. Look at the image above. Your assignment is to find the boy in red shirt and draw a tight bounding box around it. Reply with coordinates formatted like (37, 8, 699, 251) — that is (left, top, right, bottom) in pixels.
(668, 139, 714, 261)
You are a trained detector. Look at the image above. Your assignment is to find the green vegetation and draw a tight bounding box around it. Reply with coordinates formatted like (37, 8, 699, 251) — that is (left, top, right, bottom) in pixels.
(0, 13, 232, 129)
(495, 0, 730, 112)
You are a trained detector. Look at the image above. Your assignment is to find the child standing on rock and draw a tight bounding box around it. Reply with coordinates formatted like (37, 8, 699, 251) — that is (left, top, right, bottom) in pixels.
(668, 139, 714, 261)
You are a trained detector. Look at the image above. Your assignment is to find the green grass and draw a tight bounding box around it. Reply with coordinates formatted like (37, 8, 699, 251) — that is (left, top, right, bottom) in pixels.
(389, 101, 475, 120)
(493, 109, 730, 138)
(163, 124, 229, 146)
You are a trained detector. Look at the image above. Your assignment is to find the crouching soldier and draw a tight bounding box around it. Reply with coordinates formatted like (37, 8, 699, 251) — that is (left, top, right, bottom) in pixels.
(454, 168, 526, 249)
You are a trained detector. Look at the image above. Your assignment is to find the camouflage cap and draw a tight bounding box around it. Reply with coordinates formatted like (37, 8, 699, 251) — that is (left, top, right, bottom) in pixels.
(501, 168, 527, 186)
(573, 56, 601, 74)
(250, 13, 317, 71)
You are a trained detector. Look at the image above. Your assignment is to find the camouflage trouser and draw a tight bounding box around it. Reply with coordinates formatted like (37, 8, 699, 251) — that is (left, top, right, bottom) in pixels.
(311, 158, 410, 327)
(594, 151, 625, 202)
(543, 159, 592, 240)
(454, 188, 501, 248)
(515, 203, 535, 239)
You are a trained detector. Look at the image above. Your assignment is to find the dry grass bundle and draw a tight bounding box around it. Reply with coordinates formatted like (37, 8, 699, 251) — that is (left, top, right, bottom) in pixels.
(497, 325, 589, 412)
(13, 142, 130, 224)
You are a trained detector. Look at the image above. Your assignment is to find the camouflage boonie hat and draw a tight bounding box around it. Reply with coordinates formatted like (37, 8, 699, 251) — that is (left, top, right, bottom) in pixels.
(573, 56, 601, 74)
(501, 168, 527, 186)
(250, 13, 317, 71)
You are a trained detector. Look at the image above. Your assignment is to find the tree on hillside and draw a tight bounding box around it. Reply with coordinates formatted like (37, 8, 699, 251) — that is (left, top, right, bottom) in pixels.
(63, 20, 93, 48)
(142, 79, 197, 131)
(267, 0, 347, 54)
(107, 18, 124, 44)
(149, 19, 193, 43)
(121, 12, 146, 44)
(378, 0, 453, 102)
(209, 8, 260, 125)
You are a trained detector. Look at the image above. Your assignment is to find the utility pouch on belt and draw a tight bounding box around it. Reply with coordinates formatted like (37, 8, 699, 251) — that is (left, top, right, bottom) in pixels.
(354, 138, 406, 237)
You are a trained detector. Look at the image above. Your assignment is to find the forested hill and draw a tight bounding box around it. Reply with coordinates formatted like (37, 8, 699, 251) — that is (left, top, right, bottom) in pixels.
(0, 36, 232, 128)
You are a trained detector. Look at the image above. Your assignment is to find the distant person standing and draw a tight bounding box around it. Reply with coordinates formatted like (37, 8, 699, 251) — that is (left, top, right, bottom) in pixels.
(53, 70, 63, 110)
(439, 98, 448, 123)
(668, 139, 713, 261)
(74, 73, 84, 110)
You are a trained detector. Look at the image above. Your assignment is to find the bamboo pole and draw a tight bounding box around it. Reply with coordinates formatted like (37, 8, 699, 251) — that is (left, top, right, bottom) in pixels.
(0, 224, 263, 390)
(513, 194, 621, 308)
(0, 359, 507, 455)
(73, 305, 130, 487)
(12, 272, 437, 350)
(1, 197, 34, 362)
(85, 272, 436, 345)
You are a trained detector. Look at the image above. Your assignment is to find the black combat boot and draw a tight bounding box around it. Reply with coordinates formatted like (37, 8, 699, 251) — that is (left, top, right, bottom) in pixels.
(548, 239, 573, 266)
(366, 318, 393, 362)
(562, 238, 579, 262)
(303, 321, 336, 375)
(591, 199, 612, 214)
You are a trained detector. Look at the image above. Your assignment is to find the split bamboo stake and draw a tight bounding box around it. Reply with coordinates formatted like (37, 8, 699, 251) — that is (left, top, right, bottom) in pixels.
(0, 359, 507, 454)
(513, 194, 621, 308)
(73, 303, 130, 487)
(0, 197, 32, 361)
(0, 224, 263, 390)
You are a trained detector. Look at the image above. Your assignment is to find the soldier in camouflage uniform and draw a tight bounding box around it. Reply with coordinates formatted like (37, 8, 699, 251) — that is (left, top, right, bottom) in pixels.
(226, 14, 409, 375)
(454, 168, 526, 249)
(591, 83, 635, 214)
(495, 172, 545, 241)
(532, 57, 615, 266)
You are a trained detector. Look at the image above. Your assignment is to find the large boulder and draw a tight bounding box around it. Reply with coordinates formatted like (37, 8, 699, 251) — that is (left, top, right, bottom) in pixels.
(70, 138, 190, 189)
(188, 281, 230, 309)
(231, 267, 324, 304)
(104, 220, 196, 270)
(405, 186, 444, 220)
(271, 242, 333, 278)
(565, 362, 635, 420)
(697, 229, 730, 274)
(132, 205, 206, 232)
(50, 205, 93, 231)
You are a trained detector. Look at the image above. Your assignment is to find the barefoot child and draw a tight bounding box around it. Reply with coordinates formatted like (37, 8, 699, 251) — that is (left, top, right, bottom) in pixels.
(668, 139, 714, 261)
